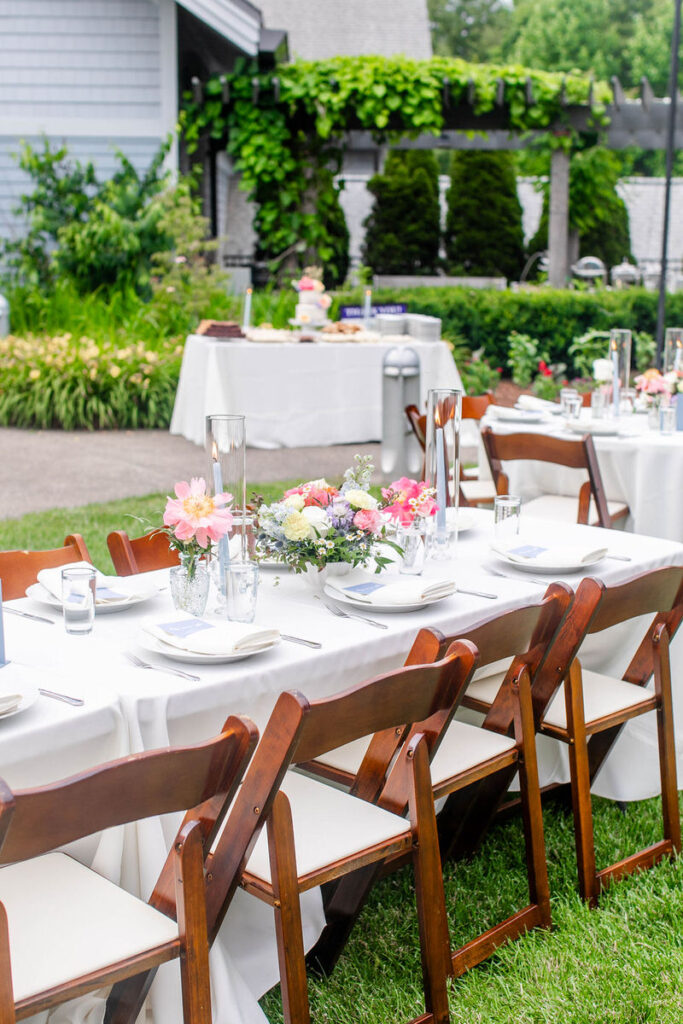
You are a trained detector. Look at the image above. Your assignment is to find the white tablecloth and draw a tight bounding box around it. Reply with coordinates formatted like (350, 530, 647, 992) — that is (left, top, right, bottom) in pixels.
(3, 512, 682, 1024)
(170, 336, 461, 448)
(478, 409, 683, 542)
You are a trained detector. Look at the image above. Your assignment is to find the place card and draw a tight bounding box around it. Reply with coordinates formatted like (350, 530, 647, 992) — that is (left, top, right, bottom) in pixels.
(343, 582, 386, 596)
(95, 586, 128, 601)
(156, 619, 215, 639)
(508, 544, 548, 559)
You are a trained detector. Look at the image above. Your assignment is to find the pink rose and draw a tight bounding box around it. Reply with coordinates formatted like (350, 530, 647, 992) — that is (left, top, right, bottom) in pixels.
(353, 509, 382, 534)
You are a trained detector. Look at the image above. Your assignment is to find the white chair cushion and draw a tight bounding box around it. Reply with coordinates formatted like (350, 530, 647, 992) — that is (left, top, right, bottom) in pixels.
(430, 720, 516, 788)
(523, 493, 628, 526)
(0, 852, 178, 1004)
(246, 770, 409, 884)
(543, 670, 653, 730)
(461, 480, 497, 504)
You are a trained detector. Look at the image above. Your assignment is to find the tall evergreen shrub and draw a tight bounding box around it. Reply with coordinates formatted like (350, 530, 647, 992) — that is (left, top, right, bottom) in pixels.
(362, 151, 441, 275)
(445, 151, 525, 281)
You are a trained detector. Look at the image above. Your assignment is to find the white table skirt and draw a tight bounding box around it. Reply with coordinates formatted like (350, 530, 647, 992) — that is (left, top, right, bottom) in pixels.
(478, 410, 683, 542)
(170, 336, 461, 448)
(3, 511, 683, 1024)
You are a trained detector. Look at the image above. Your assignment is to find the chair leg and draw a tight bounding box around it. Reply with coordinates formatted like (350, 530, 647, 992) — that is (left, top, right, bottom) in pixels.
(0, 903, 15, 1024)
(267, 792, 311, 1024)
(407, 738, 452, 1024)
(563, 662, 599, 905)
(175, 822, 213, 1024)
(653, 630, 682, 852)
(514, 672, 551, 925)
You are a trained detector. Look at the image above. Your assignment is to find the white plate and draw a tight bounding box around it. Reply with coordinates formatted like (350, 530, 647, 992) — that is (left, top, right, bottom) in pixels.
(491, 409, 546, 424)
(26, 582, 160, 614)
(138, 633, 280, 665)
(0, 684, 39, 720)
(491, 549, 606, 574)
(566, 420, 620, 437)
(323, 582, 453, 614)
(515, 402, 562, 415)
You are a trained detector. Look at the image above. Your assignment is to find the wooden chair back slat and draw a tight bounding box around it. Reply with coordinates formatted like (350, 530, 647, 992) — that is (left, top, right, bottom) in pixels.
(481, 428, 613, 528)
(107, 529, 180, 576)
(0, 534, 92, 601)
(586, 566, 683, 635)
(0, 715, 257, 864)
(461, 392, 494, 420)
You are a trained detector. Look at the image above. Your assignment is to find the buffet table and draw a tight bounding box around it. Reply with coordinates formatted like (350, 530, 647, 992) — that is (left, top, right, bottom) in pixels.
(3, 512, 682, 1024)
(478, 408, 683, 542)
(170, 336, 461, 448)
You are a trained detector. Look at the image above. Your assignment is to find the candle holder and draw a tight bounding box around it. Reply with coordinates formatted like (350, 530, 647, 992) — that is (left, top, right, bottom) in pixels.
(206, 415, 247, 597)
(664, 328, 683, 374)
(608, 329, 632, 417)
(424, 388, 461, 560)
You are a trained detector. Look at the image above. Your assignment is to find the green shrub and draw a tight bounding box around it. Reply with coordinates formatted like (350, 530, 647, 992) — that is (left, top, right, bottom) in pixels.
(362, 151, 441, 275)
(445, 151, 525, 281)
(507, 331, 546, 386)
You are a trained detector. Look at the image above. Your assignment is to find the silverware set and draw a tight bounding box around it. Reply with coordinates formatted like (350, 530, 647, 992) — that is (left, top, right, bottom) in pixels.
(123, 651, 200, 683)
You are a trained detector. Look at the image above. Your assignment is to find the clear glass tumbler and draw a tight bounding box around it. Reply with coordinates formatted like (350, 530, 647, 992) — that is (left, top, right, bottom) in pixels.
(226, 562, 260, 623)
(62, 567, 96, 635)
(660, 405, 676, 435)
(494, 495, 521, 544)
(396, 523, 425, 575)
(560, 388, 579, 417)
(590, 390, 606, 419)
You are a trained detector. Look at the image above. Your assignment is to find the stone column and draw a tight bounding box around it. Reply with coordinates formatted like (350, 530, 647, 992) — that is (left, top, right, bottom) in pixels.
(548, 148, 570, 288)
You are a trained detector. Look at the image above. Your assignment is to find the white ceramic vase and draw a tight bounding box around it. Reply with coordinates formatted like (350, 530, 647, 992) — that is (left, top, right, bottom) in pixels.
(301, 561, 351, 593)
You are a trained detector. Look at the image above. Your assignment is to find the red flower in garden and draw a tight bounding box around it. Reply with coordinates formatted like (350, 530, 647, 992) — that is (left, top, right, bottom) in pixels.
(538, 360, 552, 378)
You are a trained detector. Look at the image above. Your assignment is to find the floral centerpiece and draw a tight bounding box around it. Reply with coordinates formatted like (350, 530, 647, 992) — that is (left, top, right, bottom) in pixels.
(161, 477, 233, 577)
(255, 456, 398, 576)
(634, 368, 681, 406)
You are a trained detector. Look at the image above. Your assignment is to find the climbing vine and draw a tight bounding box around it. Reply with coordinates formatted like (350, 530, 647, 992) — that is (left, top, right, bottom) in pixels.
(181, 55, 610, 278)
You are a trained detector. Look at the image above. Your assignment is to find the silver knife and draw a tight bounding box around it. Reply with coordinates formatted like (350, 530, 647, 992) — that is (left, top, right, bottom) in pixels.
(39, 688, 84, 706)
(281, 634, 322, 649)
(4, 607, 56, 625)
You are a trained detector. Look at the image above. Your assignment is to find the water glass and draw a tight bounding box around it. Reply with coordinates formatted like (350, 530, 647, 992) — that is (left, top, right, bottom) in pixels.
(494, 495, 521, 543)
(660, 405, 677, 435)
(619, 388, 636, 416)
(396, 523, 425, 575)
(225, 562, 259, 623)
(565, 394, 583, 421)
(62, 567, 96, 635)
(560, 388, 579, 417)
(590, 389, 606, 419)
(425, 507, 458, 561)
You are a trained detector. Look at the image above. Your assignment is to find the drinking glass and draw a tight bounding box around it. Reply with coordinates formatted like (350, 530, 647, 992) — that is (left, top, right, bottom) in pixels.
(494, 495, 521, 543)
(619, 388, 636, 416)
(226, 562, 259, 623)
(560, 388, 579, 417)
(660, 405, 676, 435)
(565, 394, 583, 421)
(396, 523, 425, 575)
(590, 389, 606, 419)
(62, 567, 96, 635)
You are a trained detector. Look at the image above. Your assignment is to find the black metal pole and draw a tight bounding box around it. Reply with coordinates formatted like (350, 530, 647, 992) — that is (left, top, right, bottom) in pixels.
(656, 0, 682, 367)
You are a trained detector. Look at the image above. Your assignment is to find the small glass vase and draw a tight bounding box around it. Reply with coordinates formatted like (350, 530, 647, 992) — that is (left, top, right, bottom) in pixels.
(647, 396, 662, 431)
(301, 561, 352, 593)
(170, 564, 210, 616)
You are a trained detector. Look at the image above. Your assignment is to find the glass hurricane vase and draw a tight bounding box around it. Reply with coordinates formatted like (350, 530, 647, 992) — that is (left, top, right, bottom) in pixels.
(170, 563, 210, 616)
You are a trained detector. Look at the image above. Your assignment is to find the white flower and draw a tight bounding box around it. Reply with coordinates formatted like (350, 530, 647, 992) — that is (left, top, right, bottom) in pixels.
(301, 505, 331, 535)
(283, 511, 314, 541)
(593, 358, 613, 382)
(283, 494, 305, 511)
(345, 488, 378, 511)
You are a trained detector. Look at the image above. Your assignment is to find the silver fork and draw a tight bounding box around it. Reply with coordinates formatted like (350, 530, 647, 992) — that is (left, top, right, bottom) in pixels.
(317, 597, 388, 630)
(124, 651, 200, 683)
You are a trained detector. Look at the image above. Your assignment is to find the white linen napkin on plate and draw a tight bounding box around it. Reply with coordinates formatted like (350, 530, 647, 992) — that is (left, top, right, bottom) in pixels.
(516, 395, 560, 413)
(0, 693, 22, 715)
(491, 541, 607, 570)
(144, 615, 280, 656)
(37, 562, 158, 605)
(325, 569, 454, 606)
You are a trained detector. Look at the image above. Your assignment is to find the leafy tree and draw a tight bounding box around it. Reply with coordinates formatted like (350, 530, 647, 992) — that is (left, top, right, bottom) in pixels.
(445, 151, 525, 281)
(362, 151, 441, 275)
(427, 0, 511, 61)
(314, 167, 350, 288)
(528, 148, 633, 270)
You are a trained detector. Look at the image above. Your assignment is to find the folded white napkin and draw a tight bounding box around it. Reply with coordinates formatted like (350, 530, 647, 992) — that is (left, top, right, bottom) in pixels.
(325, 569, 454, 606)
(516, 395, 560, 413)
(487, 405, 543, 422)
(0, 692, 22, 715)
(144, 615, 280, 656)
(37, 562, 157, 605)
(492, 541, 607, 570)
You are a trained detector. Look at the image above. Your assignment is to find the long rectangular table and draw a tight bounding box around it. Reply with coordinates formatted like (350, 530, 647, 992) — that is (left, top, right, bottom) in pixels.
(478, 408, 683, 542)
(170, 335, 461, 448)
(2, 511, 682, 1024)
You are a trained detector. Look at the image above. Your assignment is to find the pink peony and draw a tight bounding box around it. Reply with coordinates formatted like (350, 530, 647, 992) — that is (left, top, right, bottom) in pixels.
(382, 478, 437, 525)
(353, 508, 382, 534)
(163, 477, 233, 549)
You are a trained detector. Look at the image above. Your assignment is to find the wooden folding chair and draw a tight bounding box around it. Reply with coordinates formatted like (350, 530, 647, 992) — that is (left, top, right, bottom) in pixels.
(405, 399, 496, 507)
(0, 534, 92, 601)
(106, 632, 477, 1024)
(307, 585, 571, 977)
(107, 529, 180, 576)
(481, 426, 629, 528)
(0, 714, 257, 1024)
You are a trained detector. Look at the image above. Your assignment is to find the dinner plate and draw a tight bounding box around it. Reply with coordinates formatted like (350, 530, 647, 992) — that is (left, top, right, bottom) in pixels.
(26, 582, 160, 614)
(491, 548, 606, 574)
(138, 633, 280, 665)
(0, 684, 39, 720)
(490, 409, 546, 424)
(323, 582, 453, 614)
(566, 420, 619, 437)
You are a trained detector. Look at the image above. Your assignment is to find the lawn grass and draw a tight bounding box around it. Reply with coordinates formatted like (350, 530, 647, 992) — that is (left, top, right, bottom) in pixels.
(2, 496, 682, 1021)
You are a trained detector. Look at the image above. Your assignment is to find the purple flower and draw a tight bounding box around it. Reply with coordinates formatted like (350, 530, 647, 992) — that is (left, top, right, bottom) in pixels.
(326, 499, 355, 530)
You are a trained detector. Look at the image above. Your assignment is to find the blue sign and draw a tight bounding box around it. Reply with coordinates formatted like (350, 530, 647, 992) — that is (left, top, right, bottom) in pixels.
(339, 303, 407, 319)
